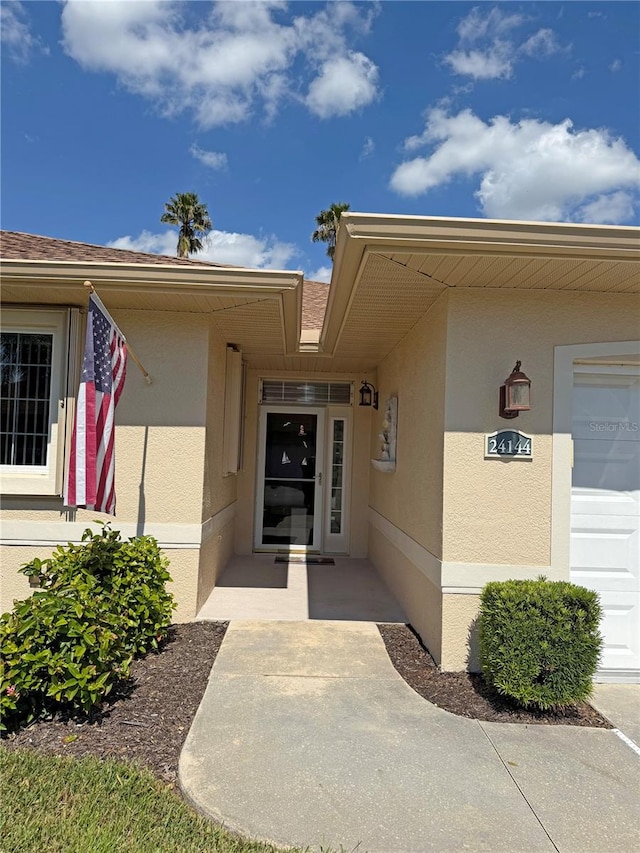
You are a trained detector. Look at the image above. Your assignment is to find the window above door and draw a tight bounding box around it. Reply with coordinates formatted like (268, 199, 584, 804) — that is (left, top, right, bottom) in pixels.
(260, 379, 352, 406)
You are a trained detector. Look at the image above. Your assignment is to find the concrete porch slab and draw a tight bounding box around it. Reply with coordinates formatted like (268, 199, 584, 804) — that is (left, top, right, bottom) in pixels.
(196, 555, 407, 623)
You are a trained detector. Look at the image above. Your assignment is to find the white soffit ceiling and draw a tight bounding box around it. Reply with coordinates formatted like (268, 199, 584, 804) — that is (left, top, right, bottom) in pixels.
(211, 299, 285, 363)
(382, 251, 640, 293)
(333, 252, 445, 363)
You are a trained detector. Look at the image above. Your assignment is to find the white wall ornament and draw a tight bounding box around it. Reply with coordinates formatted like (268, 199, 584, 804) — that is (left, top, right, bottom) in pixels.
(371, 396, 397, 472)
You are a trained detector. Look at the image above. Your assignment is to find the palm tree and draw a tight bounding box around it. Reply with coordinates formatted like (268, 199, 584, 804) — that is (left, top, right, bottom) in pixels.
(161, 192, 212, 258)
(311, 202, 350, 261)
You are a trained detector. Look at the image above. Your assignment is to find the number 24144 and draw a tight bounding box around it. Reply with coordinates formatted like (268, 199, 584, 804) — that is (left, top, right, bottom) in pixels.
(488, 437, 531, 455)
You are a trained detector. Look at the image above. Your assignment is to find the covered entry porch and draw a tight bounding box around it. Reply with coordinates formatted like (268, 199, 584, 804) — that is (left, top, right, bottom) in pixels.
(196, 554, 407, 623)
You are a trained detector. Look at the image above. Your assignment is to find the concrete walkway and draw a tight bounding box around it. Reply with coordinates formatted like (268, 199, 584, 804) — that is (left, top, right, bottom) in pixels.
(180, 621, 640, 853)
(590, 683, 640, 747)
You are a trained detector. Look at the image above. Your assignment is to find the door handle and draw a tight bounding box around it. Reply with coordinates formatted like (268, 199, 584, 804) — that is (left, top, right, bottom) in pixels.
(317, 472, 322, 485)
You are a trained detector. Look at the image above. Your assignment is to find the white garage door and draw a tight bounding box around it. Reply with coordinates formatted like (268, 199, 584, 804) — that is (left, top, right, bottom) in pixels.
(570, 367, 640, 682)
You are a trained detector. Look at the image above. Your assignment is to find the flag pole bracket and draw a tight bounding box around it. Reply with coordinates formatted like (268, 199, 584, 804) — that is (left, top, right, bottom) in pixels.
(83, 281, 152, 384)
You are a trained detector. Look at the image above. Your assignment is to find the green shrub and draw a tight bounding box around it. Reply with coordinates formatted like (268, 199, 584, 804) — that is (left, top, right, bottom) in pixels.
(1, 525, 175, 731)
(0, 588, 131, 728)
(479, 577, 603, 710)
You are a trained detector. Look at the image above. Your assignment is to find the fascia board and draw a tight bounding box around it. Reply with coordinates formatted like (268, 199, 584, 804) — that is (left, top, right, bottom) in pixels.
(0, 258, 303, 295)
(319, 225, 367, 355)
(281, 282, 304, 356)
(339, 213, 640, 260)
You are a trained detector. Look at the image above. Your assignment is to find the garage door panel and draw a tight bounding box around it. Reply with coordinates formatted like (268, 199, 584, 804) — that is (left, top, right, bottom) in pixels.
(597, 592, 640, 672)
(572, 376, 639, 441)
(572, 492, 638, 518)
(572, 438, 639, 492)
(571, 525, 638, 591)
(570, 368, 640, 681)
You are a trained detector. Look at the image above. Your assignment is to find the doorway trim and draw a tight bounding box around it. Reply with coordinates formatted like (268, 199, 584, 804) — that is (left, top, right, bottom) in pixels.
(254, 406, 326, 552)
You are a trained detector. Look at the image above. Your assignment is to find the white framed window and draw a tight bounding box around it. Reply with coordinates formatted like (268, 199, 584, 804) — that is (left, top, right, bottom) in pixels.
(324, 411, 351, 553)
(1, 308, 77, 496)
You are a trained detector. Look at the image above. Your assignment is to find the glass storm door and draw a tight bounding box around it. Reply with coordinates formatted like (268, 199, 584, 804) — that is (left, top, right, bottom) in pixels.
(256, 408, 324, 550)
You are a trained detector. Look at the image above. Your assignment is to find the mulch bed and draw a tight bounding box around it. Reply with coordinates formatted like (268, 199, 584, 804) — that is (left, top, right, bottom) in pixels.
(378, 623, 611, 728)
(3, 620, 611, 792)
(2, 622, 227, 786)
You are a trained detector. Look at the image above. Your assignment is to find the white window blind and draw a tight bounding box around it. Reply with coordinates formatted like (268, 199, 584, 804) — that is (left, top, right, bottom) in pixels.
(260, 380, 352, 405)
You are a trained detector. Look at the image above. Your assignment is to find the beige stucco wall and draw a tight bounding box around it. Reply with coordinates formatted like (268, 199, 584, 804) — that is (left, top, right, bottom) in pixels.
(442, 289, 640, 567)
(196, 517, 235, 611)
(369, 525, 443, 664)
(369, 292, 449, 559)
(365, 287, 639, 671)
(0, 545, 43, 612)
(365, 293, 448, 663)
(164, 548, 201, 623)
(195, 322, 240, 606)
(1, 311, 209, 525)
(1, 310, 211, 619)
(235, 369, 369, 556)
(201, 323, 238, 521)
(441, 593, 481, 672)
(0, 543, 200, 622)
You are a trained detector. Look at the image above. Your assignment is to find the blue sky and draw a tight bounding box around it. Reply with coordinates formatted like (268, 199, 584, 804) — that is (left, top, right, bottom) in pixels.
(2, 1, 639, 281)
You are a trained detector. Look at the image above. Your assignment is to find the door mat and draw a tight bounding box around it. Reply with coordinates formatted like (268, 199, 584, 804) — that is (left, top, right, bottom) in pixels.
(274, 555, 335, 565)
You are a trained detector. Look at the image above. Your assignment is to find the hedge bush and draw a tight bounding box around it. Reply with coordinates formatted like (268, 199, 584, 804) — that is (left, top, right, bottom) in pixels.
(479, 577, 602, 710)
(1, 525, 175, 731)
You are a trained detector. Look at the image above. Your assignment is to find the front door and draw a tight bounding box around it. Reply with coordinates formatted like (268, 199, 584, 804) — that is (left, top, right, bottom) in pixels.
(255, 407, 325, 551)
(570, 366, 640, 680)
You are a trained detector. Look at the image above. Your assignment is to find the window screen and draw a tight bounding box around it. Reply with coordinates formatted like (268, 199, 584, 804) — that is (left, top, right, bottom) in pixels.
(260, 380, 352, 405)
(1, 331, 53, 466)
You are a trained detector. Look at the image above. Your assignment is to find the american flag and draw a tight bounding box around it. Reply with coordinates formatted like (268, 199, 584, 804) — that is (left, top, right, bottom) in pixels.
(65, 293, 127, 515)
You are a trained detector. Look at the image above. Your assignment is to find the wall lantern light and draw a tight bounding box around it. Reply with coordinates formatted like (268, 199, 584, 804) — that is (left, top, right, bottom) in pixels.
(359, 380, 379, 409)
(499, 360, 531, 419)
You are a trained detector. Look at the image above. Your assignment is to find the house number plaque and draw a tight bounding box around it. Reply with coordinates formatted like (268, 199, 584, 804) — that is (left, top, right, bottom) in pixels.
(485, 430, 532, 459)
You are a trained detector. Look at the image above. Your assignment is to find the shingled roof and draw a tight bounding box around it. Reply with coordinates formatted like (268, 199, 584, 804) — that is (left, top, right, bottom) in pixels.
(0, 230, 226, 267)
(302, 279, 330, 330)
(0, 230, 330, 331)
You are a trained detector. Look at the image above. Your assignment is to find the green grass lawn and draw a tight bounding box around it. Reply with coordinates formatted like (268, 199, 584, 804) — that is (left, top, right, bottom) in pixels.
(0, 749, 307, 853)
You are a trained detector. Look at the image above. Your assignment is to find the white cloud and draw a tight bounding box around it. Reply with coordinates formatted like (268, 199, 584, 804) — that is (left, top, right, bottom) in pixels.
(108, 228, 297, 269)
(456, 6, 525, 42)
(577, 191, 635, 225)
(307, 266, 332, 283)
(306, 52, 379, 118)
(444, 7, 565, 80)
(445, 46, 513, 80)
(390, 108, 640, 223)
(520, 28, 562, 57)
(360, 136, 375, 158)
(1, 1, 46, 63)
(61, 0, 379, 126)
(189, 145, 228, 171)
(572, 66, 586, 80)
(108, 231, 177, 257)
(609, 59, 622, 73)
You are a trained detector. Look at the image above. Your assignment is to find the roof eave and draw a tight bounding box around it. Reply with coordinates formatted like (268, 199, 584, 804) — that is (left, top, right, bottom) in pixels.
(320, 213, 640, 356)
(0, 257, 304, 359)
(0, 257, 304, 294)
